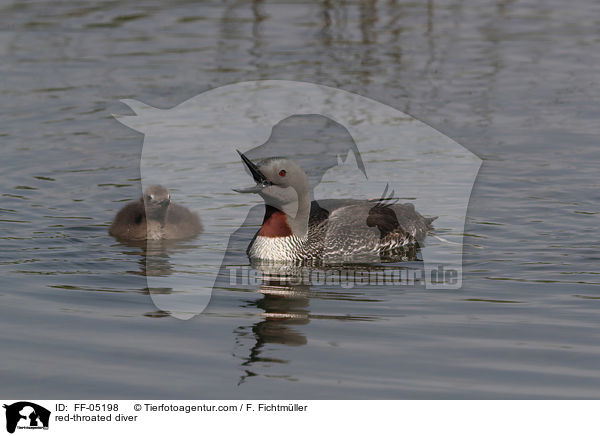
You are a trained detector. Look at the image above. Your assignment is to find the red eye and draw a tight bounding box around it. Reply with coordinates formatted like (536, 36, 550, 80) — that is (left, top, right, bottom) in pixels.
(279, 170, 286, 177)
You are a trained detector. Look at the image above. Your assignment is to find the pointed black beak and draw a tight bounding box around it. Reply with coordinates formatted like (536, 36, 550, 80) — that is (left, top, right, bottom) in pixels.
(233, 150, 272, 194)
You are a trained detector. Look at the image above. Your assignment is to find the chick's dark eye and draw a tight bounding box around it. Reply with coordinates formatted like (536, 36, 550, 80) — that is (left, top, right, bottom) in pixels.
(146, 195, 152, 201)
(279, 170, 286, 177)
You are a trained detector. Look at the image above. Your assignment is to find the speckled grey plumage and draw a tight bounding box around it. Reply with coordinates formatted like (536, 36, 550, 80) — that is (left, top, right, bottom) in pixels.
(236, 153, 435, 263)
(249, 199, 434, 263)
(306, 199, 433, 260)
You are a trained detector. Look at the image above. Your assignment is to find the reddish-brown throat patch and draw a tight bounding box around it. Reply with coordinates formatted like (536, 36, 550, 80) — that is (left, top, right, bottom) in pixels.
(258, 205, 293, 237)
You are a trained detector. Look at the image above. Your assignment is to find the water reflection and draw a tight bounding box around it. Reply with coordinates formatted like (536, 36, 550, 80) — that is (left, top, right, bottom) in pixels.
(235, 280, 310, 384)
(232, 261, 418, 383)
(117, 238, 204, 294)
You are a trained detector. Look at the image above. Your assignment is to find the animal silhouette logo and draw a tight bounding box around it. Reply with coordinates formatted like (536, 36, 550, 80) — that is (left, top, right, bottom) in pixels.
(115, 80, 481, 319)
(3, 402, 50, 434)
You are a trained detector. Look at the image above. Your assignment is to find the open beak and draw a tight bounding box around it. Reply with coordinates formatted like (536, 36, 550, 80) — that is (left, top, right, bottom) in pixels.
(233, 150, 272, 194)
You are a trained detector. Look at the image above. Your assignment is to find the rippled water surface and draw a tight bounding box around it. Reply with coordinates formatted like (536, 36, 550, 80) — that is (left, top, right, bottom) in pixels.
(1, 0, 599, 398)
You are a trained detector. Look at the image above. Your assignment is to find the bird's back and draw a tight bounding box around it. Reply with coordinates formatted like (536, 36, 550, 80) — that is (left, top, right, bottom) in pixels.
(109, 201, 202, 241)
(163, 204, 203, 239)
(303, 199, 434, 262)
(108, 201, 148, 240)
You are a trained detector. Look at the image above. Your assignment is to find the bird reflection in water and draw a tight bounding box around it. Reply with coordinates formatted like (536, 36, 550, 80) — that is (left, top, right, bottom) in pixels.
(117, 238, 202, 295)
(233, 271, 386, 385)
(235, 279, 310, 384)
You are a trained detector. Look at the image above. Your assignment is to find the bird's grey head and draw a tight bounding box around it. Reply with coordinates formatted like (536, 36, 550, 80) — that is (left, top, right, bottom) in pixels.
(143, 185, 171, 218)
(234, 151, 309, 218)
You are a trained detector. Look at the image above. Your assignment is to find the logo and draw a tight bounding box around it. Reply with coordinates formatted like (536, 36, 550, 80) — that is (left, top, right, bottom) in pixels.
(115, 80, 481, 319)
(3, 402, 50, 434)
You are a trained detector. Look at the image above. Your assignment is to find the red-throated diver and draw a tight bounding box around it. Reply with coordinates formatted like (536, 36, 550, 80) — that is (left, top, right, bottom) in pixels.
(234, 151, 435, 262)
(109, 185, 202, 241)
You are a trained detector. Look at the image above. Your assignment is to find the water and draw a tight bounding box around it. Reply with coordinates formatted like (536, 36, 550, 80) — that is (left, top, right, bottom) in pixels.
(1, 0, 599, 398)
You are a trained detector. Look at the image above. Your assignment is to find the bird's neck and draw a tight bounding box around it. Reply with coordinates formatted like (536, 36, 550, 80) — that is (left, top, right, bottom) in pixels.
(147, 207, 169, 225)
(258, 206, 292, 237)
(259, 191, 311, 239)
